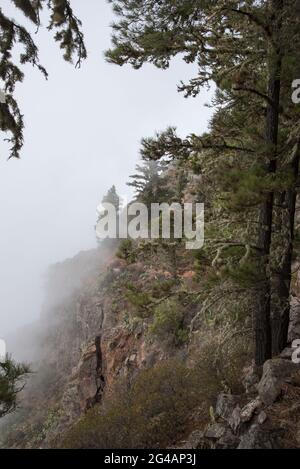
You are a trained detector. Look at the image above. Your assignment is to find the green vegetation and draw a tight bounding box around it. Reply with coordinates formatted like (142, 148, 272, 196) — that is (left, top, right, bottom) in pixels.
(61, 359, 203, 449)
(61, 343, 249, 449)
(149, 299, 188, 346)
(0, 356, 30, 418)
(116, 239, 137, 263)
(127, 160, 170, 207)
(107, 0, 300, 365)
(193, 331, 251, 399)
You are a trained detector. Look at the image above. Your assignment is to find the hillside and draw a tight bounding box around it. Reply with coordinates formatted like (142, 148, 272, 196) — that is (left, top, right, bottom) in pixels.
(2, 231, 300, 449)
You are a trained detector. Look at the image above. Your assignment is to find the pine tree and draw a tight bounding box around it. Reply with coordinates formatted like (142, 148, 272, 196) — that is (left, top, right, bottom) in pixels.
(0, 356, 30, 418)
(127, 160, 169, 207)
(107, 0, 300, 365)
(96, 185, 121, 243)
(101, 185, 121, 212)
(0, 0, 86, 159)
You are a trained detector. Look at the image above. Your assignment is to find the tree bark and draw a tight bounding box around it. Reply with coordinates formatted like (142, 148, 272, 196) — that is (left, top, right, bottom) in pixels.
(272, 143, 300, 355)
(255, 0, 283, 365)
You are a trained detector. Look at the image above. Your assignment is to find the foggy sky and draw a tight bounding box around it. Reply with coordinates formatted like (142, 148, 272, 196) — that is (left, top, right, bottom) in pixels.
(0, 1, 213, 337)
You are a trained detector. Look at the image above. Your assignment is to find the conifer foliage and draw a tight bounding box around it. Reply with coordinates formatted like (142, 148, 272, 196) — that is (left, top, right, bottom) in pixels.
(96, 185, 121, 244)
(127, 160, 170, 206)
(0, 356, 30, 418)
(107, 0, 300, 365)
(0, 0, 86, 159)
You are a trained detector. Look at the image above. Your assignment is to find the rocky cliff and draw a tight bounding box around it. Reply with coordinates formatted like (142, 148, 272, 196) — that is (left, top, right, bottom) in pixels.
(2, 241, 300, 449)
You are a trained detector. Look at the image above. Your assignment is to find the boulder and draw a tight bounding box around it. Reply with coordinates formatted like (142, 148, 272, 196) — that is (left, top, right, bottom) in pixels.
(257, 358, 300, 405)
(238, 424, 276, 449)
(240, 397, 262, 423)
(242, 363, 262, 394)
(215, 393, 240, 422)
(257, 411, 267, 425)
(215, 393, 244, 432)
(229, 406, 242, 432)
(216, 429, 240, 449)
(280, 347, 293, 359)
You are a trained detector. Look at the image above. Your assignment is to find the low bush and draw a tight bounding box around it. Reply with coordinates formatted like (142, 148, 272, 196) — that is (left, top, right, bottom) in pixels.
(61, 359, 202, 449)
(149, 299, 188, 345)
(61, 329, 251, 449)
(117, 240, 136, 263)
(193, 330, 251, 402)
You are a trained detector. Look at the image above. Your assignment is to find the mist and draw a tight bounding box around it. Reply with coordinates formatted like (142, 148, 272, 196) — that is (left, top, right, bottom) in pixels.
(0, 1, 212, 342)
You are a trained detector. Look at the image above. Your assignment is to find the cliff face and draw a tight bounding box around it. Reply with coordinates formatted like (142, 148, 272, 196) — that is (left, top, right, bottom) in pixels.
(1, 244, 178, 448)
(2, 241, 300, 449)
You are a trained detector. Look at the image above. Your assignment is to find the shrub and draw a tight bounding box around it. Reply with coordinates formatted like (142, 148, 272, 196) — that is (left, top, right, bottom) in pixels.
(60, 332, 251, 449)
(125, 284, 153, 318)
(117, 239, 136, 263)
(0, 357, 30, 418)
(61, 359, 202, 449)
(151, 279, 177, 299)
(193, 330, 251, 403)
(149, 299, 188, 345)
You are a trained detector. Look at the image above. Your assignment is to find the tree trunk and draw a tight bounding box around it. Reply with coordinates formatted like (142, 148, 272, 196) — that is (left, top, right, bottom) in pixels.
(255, 0, 283, 365)
(272, 144, 300, 355)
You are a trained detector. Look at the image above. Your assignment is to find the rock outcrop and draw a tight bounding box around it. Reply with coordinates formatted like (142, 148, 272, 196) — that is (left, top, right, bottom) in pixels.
(257, 359, 300, 405)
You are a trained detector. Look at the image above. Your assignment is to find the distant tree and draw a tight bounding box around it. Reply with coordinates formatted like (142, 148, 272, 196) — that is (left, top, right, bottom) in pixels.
(101, 185, 121, 213)
(0, 356, 30, 418)
(127, 160, 170, 207)
(96, 185, 121, 243)
(0, 0, 86, 159)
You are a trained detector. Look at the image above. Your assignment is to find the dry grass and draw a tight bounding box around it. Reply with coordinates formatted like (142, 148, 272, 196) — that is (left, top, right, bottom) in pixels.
(267, 373, 300, 449)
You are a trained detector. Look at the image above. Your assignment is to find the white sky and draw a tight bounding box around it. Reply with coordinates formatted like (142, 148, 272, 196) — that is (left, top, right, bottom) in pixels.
(0, 0, 213, 336)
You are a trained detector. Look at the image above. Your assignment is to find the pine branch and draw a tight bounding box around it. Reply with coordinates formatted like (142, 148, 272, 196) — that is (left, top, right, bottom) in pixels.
(232, 85, 275, 108)
(229, 8, 273, 41)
